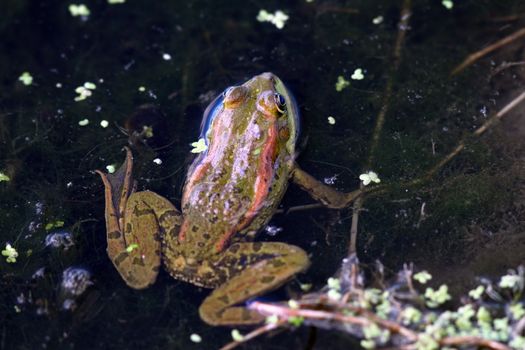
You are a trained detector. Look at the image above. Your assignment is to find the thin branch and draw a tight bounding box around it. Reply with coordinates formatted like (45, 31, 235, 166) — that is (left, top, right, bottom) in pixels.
(451, 27, 525, 75)
(351, 0, 412, 255)
(440, 335, 511, 350)
(367, 0, 412, 165)
(349, 195, 362, 254)
(422, 90, 525, 181)
(249, 301, 418, 341)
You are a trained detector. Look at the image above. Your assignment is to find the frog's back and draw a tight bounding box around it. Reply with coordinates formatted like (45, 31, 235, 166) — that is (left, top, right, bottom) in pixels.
(177, 73, 298, 259)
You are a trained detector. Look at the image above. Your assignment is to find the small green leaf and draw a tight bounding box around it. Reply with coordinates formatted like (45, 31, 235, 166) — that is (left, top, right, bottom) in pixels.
(363, 323, 381, 339)
(2, 244, 18, 263)
(0, 172, 11, 182)
(327, 277, 341, 290)
(299, 283, 312, 292)
(499, 274, 522, 289)
(18, 72, 33, 86)
(414, 271, 432, 284)
(401, 306, 421, 325)
(69, 4, 91, 17)
(265, 315, 279, 325)
(288, 316, 304, 327)
(288, 299, 299, 309)
(425, 284, 451, 307)
(190, 138, 208, 154)
(189, 333, 201, 343)
(468, 285, 485, 300)
(126, 243, 139, 253)
(335, 76, 350, 92)
(83, 82, 96, 90)
(442, 0, 453, 10)
(351, 68, 364, 80)
(510, 303, 525, 319)
(476, 306, 491, 323)
(231, 329, 244, 341)
(360, 339, 375, 349)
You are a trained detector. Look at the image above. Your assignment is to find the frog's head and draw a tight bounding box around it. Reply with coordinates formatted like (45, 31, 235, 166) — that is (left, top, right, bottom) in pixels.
(200, 72, 300, 156)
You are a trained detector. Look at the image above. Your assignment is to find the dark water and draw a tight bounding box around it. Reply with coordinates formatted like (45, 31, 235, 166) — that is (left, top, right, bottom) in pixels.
(1, 1, 525, 349)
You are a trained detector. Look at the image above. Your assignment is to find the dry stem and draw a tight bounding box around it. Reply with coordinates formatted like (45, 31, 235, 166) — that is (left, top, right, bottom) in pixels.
(451, 27, 525, 75)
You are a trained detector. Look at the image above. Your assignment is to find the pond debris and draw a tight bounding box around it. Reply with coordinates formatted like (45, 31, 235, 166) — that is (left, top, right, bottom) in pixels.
(230, 329, 244, 341)
(359, 171, 380, 186)
(68, 4, 90, 18)
(264, 225, 282, 237)
(18, 72, 33, 86)
(499, 273, 524, 291)
(351, 68, 365, 80)
(372, 15, 384, 25)
(108, 0, 126, 4)
(32, 267, 46, 279)
(2, 243, 18, 263)
(335, 76, 350, 92)
(0, 171, 10, 182)
(45, 231, 74, 250)
(413, 270, 432, 284)
(100, 120, 109, 128)
(451, 27, 525, 75)
(256, 10, 289, 29)
(324, 174, 338, 185)
(45, 220, 64, 231)
(327, 116, 336, 125)
(125, 243, 139, 253)
(221, 255, 525, 350)
(60, 267, 92, 298)
(442, 0, 454, 10)
(74, 82, 96, 101)
(190, 138, 208, 153)
(105, 164, 116, 174)
(190, 333, 202, 343)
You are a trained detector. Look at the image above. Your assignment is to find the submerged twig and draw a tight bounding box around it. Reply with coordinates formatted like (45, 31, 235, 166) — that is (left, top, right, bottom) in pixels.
(221, 256, 520, 350)
(451, 27, 525, 76)
(421, 90, 525, 181)
(350, 0, 412, 254)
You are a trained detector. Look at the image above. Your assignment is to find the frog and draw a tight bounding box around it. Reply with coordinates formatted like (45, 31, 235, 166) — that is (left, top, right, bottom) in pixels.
(96, 72, 359, 326)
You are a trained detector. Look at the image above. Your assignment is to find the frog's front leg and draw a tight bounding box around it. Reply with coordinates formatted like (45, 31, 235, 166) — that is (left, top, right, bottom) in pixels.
(199, 242, 309, 326)
(292, 163, 363, 209)
(96, 148, 181, 289)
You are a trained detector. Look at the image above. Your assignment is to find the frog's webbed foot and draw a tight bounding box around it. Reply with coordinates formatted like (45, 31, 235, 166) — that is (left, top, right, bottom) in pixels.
(96, 147, 136, 263)
(292, 163, 362, 209)
(199, 242, 310, 326)
(96, 147, 181, 289)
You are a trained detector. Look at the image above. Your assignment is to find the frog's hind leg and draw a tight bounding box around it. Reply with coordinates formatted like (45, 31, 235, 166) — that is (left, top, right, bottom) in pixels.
(199, 242, 310, 326)
(116, 191, 181, 289)
(96, 147, 181, 289)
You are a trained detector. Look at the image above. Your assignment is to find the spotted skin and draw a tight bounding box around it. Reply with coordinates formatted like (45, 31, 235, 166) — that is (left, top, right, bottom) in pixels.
(97, 73, 349, 326)
(97, 150, 181, 289)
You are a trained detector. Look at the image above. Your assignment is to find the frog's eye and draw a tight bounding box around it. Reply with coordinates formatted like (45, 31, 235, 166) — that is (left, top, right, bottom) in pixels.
(274, 93, 286, 113)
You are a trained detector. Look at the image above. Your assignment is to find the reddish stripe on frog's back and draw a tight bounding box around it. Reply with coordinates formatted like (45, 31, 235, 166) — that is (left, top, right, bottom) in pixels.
(214, 119, 278, 252)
